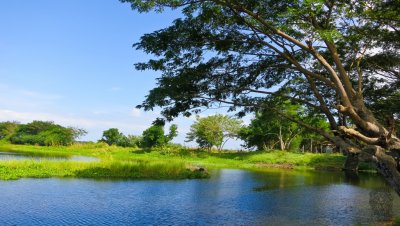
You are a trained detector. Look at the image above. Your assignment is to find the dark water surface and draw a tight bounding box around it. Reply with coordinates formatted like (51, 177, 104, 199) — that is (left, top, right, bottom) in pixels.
(0, 169, 399, 225)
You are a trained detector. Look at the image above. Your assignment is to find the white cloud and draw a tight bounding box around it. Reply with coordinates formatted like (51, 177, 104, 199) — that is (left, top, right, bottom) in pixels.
(0, 84, 63, 110)
(131, 108, 141, 117)
(0, 108, 148, 134)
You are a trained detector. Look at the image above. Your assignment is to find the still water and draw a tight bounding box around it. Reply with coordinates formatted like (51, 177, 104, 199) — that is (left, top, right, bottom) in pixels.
(0, 169, 399, 225)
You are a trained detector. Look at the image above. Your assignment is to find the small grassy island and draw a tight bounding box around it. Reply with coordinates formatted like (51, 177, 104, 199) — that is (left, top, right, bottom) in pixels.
(0, 142, 375, 181)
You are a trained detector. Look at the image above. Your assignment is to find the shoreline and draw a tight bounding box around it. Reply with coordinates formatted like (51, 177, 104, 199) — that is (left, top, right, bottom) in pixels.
(0, 143, 376, 180)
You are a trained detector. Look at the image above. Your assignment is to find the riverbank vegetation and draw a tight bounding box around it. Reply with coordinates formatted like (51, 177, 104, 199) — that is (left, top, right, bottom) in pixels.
(0, 159, 203, 180)
(0, 142, 376, 181)
(0, 117, 377, 181)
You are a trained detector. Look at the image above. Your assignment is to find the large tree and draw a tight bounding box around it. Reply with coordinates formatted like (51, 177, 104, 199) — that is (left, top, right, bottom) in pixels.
(123, 0, 400, 194)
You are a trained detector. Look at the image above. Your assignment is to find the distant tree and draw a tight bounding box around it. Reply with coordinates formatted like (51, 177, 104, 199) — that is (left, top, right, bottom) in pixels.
(239, 112, 296, 151)
(70, 127, 87, 140)
(141, 124, 178, 148)
(100, 128, 144, 147)
(20, 121, 54, 135)
(9, 121, 82, 146)
(39, 127, 75, 146)
(100, 128, 124, 146)
(240, 103, 329, 151)
(167, 124, 178, 142)
(126, 135, 142, 148)
(0, 121, 20, 141)
(186, 114, 242, 151)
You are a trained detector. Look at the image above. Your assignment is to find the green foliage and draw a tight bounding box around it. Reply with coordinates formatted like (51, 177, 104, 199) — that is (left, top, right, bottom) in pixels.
(141, 125, 166, 147)
(141, 124, 178, 148)
(101, 128, 124, 145)
(240, 102, 329, 151)
(0, 159, 207, 180)
(148, 143, 187, 155)
(8, 121, 85, 146)
(167, 124, 178, 141)
(100, 128, 142, 147)
(186, 114, 242, 150)
(0, 121, 19, 141)
(0, 142, 348, 174)
(126, 135, 142, 148)
(39, 126, 76, 146)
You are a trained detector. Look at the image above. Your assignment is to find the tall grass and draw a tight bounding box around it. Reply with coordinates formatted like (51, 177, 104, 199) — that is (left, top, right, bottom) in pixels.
(0, 159, 207, 180)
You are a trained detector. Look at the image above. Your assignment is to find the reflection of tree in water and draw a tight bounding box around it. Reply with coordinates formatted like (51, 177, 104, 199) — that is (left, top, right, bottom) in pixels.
(369, 188, 393, 222)
(344, 170, 360, 185)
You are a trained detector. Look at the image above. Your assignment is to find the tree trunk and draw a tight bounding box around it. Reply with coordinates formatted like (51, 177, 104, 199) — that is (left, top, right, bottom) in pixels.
(279, 126, 285, 151)
(372, 148, 400, 196)
(344, 153, 359, 171)
(361, 146, 400, 196)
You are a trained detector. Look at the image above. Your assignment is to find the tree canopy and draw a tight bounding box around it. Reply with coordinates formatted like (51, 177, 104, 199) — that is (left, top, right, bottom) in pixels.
(100, 128, 125, 146)
(0, 121, 19, 141)
(6, 121, 86, 146)
(240, 102, 328, 151)
(123, 0, 400, 195)
(141, 124, 178, 148)
(186, 114, 242, 150)
(100, 128, 142, 147)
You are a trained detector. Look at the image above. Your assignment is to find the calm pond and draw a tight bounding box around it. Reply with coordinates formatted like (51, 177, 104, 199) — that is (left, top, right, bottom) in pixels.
(0, 169, 399, 225)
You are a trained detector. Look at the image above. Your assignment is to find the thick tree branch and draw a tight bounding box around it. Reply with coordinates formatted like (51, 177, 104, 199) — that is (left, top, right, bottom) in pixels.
(338, 126, 380, 145)
(304, 75, 338, 130)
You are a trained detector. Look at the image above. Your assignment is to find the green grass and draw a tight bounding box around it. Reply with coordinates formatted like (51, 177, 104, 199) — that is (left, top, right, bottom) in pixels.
(0, 159, 206, 180)
(0, 142, 368, 180)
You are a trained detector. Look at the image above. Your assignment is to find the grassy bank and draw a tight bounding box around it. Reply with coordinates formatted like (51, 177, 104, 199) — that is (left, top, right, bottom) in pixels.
(0, 142, 373, 180)
(0, 143, 209, 180)
(0, 142, 348, 169)
(0, 159, 205, 180)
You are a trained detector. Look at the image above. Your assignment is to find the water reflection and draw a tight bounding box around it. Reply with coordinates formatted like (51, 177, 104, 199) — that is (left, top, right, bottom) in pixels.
(0, 169, 398, 225)
(369, 188, 394, 221)
(344, 170, 360, 185)
(251, 168, 390, 191)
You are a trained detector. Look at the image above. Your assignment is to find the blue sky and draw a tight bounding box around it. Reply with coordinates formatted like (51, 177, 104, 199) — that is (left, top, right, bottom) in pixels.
(0, 0, 248, 149)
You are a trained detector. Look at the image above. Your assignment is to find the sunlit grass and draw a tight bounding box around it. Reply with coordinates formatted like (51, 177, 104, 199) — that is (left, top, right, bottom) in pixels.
(0, 159, 206, 180)
(0, 142, 369, 181)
